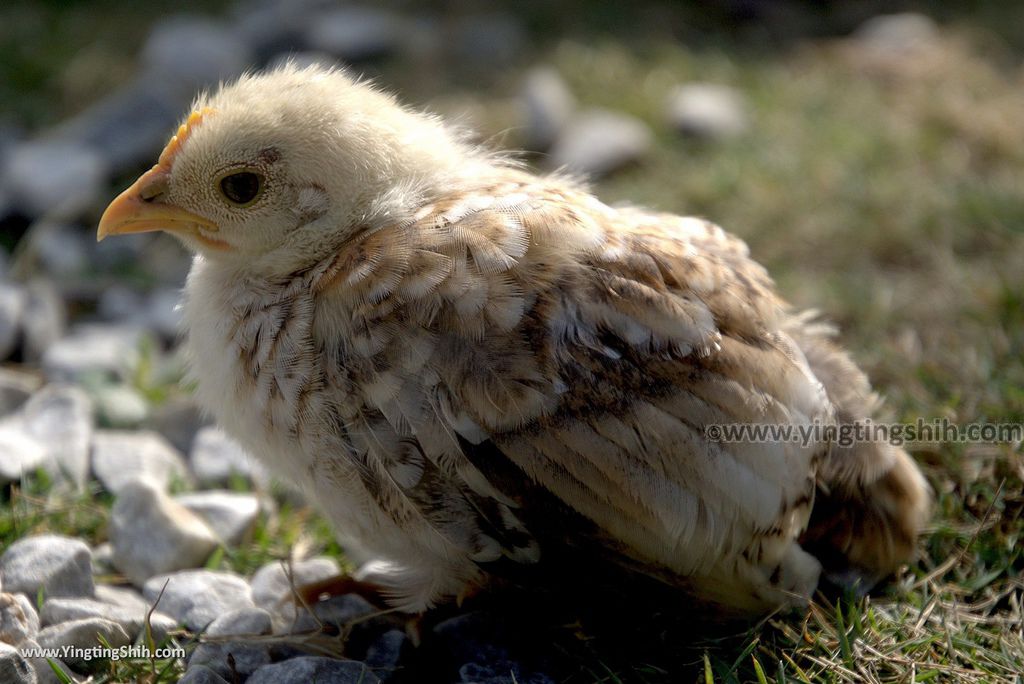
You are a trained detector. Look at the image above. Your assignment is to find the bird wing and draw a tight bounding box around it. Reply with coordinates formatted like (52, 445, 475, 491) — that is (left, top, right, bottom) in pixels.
(312, 171, 832, 586)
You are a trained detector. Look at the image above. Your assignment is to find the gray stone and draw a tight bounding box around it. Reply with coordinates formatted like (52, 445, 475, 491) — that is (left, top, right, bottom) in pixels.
(19, 385, 92, 489)
(306, 7, 407, 61)
(521, 67, 575, 152)
(0, 418, 47, 484)
(248, 657, 380, 684)
(142, 16, 253, 92)
(147, 397, 208, 454)
(230, 0, 312, 59)
(31, 223, 89, 278)
(52, 77, 187, 175)
(92, 430, 189, 494)
(250, 557, 341, 626)
(41, 324, 145, 382)
(179, 666, 230, 684)
(1, 141, 107, 219)
(109, 479, 219, 586)
(96, 287, 182, 341)
(189, 427, 267, 487)
(548, 110, 652, 177)
(365, 629, 408, 681)
(0, 592, 39, 645)
(0, 283, 25, 360)
(450, 13, 525, 67)
(0, 535, 94, 602)
(90, 544, 114, 576)
(147, 287, 183, 340)
(40, 595, 177, 643)
(189, 607, 272, 679)
(0, 642, 35, 684)
(175, 491, 260, 546)
(17, 639, 74, 684)
(289, 593, 375, 635)
(20, 280, 65, 365)
(855, 13, 939, 55)
(93, 385, 149, 427)
(666, 83, 749, 140)
(143, 570, 253, 632)
(35, 618, 131, 667)
(0, 367, 41, 417)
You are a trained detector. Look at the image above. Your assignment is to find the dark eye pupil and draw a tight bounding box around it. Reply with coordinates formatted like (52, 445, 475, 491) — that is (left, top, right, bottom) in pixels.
(220, 172, 261, 204)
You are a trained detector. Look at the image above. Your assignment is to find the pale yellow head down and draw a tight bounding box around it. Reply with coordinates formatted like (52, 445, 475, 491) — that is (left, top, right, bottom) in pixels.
(99, 64, 492, 276)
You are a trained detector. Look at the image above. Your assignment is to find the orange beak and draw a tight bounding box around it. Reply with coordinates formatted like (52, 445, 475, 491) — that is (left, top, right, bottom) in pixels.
(97, 165, 220, 243)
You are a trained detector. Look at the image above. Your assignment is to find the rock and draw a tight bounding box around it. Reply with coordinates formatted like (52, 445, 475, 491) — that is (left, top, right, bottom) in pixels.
(0, 592, 39, 645)
(31, 223, 89, 278)
(40, 595, 177, 643)
(666, 83, 749, 140)
(248, 657, 381, 684)
(450, 13, 525, 67)
(19, 281, 63, 363)
(854, 13, 939, 55)
(96, 286, 181, 341)
(17, 639, 74, 684)
(143, 570, 254, 632)
(434, 612, 556, 684)
(0, 367, 41, 417)
(521, 67, 575, 151)
(0, 283, 25, 360)
(189, 426, 267, 487)
(0, 419, 47, 484)
(0, 642, 35, 684)
(547, 110, 651, 177)
(35, 618, 131, 667)
(109, 479, 219, 586)
(142, 16, 253, 93)
(0, 535, 94, 602)
(179, 666, 230, 684)
(230, 0, 316, 60)
(19, 385, 92, 489)
(54, 71, 193, 175)
(0, 141, 107, 219)
(41, 324, 145, 382)
(90, 544, 114, 576)
(91, 430, 189, 494)
(305, 7, 407, 61)
(365, 629, 408, 682)
(147, 397, 208, 454)
(250, 556, 341, 626)
(288, 593, 376, 635)
(20, 280, 65, 364)
(93, 385, 149, 427)
(175, 491, 260, 546)
(188, 607, 272, 679)
(147, 287, 183, 340)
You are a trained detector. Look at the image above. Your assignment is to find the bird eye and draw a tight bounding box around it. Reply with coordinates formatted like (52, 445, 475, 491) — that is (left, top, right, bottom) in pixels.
(218, 171, 263, 206)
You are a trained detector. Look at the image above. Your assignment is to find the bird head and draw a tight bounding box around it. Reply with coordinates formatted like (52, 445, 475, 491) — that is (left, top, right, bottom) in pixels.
(98, 64, 480, 274)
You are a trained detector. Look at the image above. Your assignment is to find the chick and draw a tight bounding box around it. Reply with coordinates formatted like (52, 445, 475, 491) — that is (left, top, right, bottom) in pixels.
(98, 64, 930, 618)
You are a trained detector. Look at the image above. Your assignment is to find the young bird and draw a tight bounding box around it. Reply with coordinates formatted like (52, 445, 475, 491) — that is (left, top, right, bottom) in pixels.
(97, 65, 930, 619)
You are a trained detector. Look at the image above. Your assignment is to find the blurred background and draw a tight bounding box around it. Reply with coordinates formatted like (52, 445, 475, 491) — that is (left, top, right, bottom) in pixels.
(0, 1, 1021, 682)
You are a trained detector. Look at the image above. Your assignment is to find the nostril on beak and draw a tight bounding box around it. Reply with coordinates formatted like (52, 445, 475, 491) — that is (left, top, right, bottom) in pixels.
(138, 172, 169, 203)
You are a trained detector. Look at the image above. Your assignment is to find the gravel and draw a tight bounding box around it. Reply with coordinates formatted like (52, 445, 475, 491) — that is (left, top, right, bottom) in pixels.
(186, 607, 273, 680)
(35, 618, 131, 667)
(547, 109, 652, 177)
(175, 490, 261, 546)
(0, 591, 40, 645)
(91, 429, 190, 494)
(143, 570, 254, 632)
(248, 657, 381, 684)
(0, 536, 95, 602)
(109, 479, 219, 586)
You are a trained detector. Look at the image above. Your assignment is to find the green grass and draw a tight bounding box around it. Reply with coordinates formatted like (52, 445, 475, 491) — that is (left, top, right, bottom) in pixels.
(2, 4, 1023, 683)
